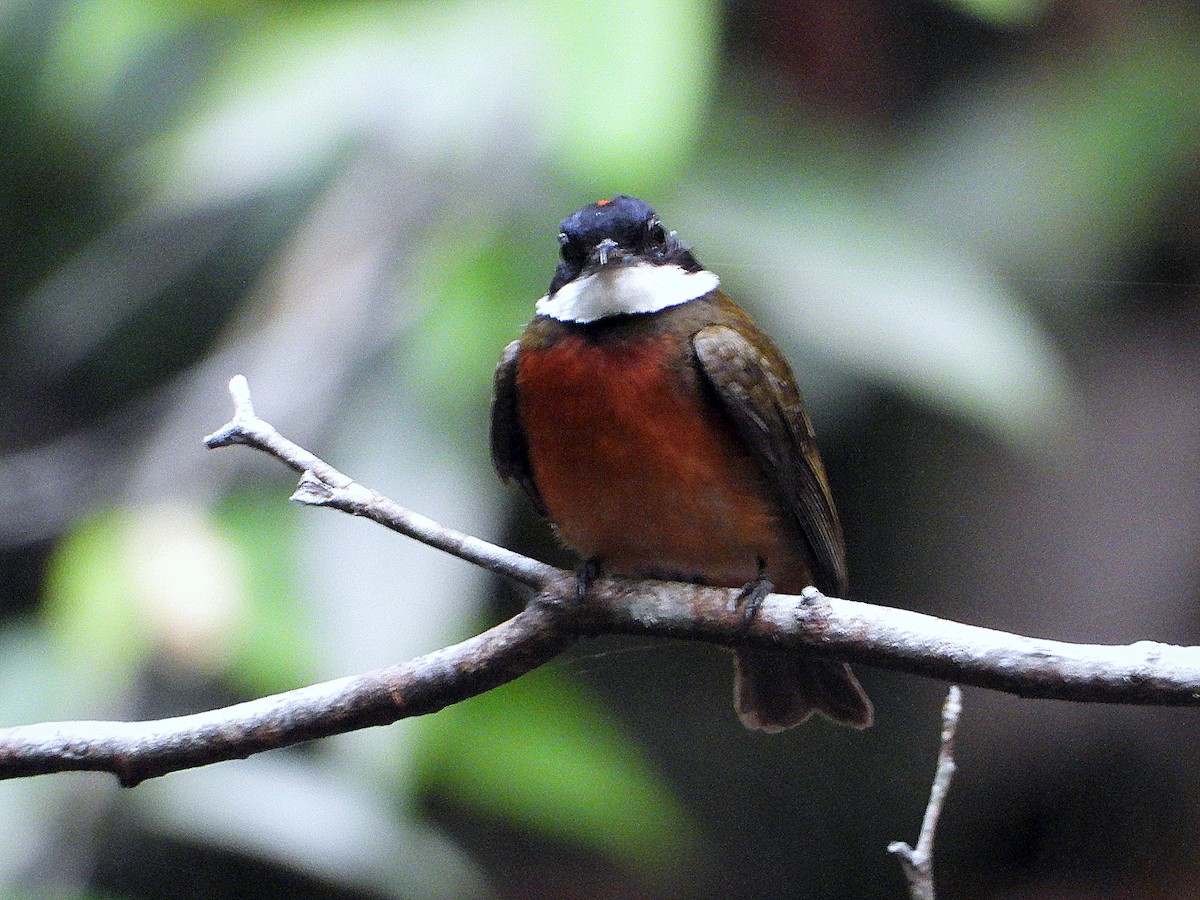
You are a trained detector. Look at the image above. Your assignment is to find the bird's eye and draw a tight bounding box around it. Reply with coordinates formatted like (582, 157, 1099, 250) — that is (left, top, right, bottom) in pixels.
(646, 218, 670, 254)
(559, 232, 584, 266)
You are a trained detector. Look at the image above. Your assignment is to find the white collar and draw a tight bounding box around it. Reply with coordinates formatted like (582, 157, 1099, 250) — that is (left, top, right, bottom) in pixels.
(535, 262, 719, 324)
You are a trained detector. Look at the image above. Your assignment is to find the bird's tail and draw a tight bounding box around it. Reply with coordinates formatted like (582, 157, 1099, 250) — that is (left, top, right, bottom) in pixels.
(733, 648, 873, 732)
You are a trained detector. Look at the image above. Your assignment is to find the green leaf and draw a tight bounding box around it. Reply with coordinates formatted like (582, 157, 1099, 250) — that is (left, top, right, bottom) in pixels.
(41, 498, 317, 708)
(539, 0, 722, 193)
(38, 0, 198, 122)
(215, 489, 319, 695)
(137, 0, 722, 205)
(413, 667, 701, 880)
(402, 212, 551, 428)
(898, 15, 1200, 299)
(935, 0, 1051, 28)
(41, 508, 151, 711)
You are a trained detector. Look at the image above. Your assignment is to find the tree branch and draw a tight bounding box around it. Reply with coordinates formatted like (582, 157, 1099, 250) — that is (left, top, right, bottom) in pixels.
(204, 375, 553, 589)
(888, 686, 963, 900)
(1, 375, 1198, 785)
(0, 602, 573, 787)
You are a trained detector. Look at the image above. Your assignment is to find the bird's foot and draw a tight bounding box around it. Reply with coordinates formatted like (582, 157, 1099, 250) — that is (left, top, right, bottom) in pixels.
(575, 558, 601, 603)
(732, 558, 774, 632)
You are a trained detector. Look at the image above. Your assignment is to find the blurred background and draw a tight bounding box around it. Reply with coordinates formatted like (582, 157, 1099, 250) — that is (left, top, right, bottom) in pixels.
(1, 0, 1199, 897)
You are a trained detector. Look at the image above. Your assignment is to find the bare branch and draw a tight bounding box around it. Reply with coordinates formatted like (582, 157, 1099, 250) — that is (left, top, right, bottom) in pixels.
(888, 687, 963, 900)
(587, 584, 1200, 706)
(206, 377, 1200, 707)
(204, 375, 554, 588)
(1, 375, 1198, 785)
(0, 601, 574, 787)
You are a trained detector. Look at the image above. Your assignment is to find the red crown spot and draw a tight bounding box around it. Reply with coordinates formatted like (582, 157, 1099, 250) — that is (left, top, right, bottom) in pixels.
(596, 198, 612, 206)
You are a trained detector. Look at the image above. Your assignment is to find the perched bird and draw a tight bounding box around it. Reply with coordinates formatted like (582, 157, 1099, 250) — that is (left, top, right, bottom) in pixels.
(491, 195, 872, 731)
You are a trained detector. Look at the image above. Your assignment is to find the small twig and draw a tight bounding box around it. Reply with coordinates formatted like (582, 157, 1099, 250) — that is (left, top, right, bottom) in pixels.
(888, 686, 963, 900)
(204, 375, 554, 589)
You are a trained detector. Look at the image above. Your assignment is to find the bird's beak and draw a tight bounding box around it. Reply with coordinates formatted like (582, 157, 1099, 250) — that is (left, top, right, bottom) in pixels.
(591, 238, 622, 268)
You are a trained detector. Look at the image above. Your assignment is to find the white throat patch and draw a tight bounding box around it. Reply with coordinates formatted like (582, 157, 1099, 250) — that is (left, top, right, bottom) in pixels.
(535, 262, 719, 324)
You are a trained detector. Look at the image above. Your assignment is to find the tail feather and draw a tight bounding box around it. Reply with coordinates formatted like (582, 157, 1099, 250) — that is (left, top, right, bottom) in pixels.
(733, 649, 873, 732)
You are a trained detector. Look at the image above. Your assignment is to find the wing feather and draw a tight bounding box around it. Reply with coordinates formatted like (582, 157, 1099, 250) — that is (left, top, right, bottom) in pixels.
(692, 324, 848, 596)
(490, 339, 545, 515)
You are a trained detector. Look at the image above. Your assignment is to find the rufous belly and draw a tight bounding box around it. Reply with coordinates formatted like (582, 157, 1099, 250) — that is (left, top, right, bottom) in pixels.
(517, 330, 809, 590)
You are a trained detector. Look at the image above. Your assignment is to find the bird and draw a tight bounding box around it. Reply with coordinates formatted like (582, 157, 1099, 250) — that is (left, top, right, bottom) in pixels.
(490, 195, 872, 731)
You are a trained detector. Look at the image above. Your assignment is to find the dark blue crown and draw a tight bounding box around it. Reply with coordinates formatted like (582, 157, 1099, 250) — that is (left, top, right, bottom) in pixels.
(558, 195, 655, 250)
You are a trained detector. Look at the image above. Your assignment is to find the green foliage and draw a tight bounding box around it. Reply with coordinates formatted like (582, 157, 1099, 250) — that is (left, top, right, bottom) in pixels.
(41, 509, 152, 710)
(935, 0, 1051, 27)
(7, 0, 1200, 895)
(40, 497, 318, 710)
(539, 0, 721, 193)
(979, 22, 1200, 282)
(403, 212, 551, 427)
(215, 489, 320, 695)
(413, 666, 702, 879)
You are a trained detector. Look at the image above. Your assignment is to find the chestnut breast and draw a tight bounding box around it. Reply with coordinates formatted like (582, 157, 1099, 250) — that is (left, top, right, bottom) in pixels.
(516, 323, 810, 589)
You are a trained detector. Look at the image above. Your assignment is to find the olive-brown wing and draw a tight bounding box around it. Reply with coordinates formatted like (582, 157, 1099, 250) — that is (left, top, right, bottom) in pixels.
(692, 323, 848, 597)
(490, 338, 545, 515)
